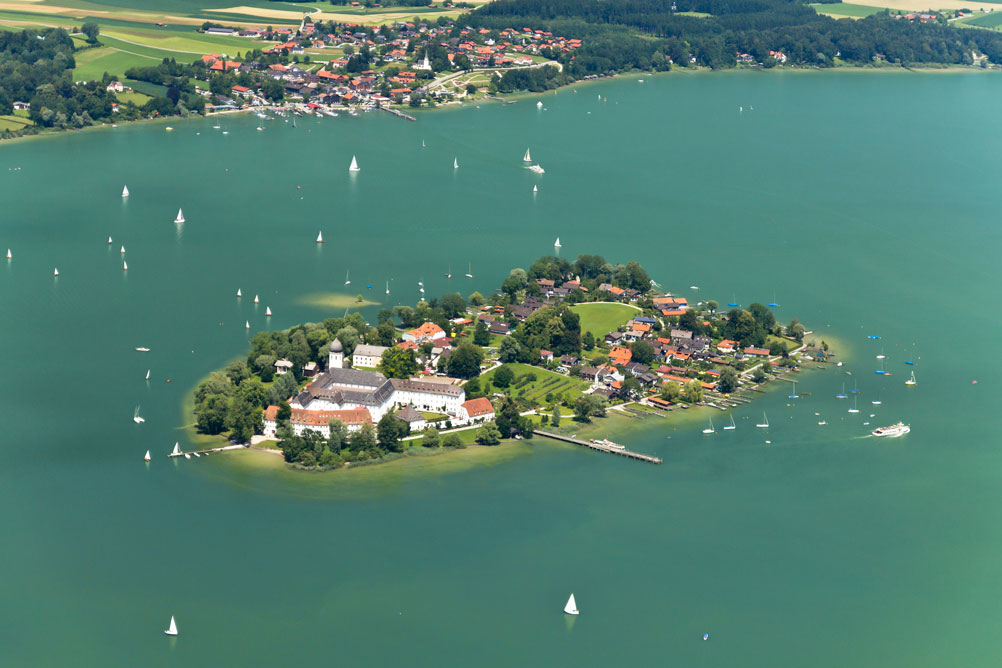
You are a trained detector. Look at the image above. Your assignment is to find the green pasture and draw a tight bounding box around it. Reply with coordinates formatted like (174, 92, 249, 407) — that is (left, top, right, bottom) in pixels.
(570, 302, 638, 339)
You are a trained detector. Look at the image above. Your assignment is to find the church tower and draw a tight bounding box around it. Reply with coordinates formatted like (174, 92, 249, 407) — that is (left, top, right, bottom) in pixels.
(328, 338, 344, 369)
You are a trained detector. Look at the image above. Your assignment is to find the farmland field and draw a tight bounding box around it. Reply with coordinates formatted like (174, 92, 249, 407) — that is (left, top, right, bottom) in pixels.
(480, 363, 588, 405)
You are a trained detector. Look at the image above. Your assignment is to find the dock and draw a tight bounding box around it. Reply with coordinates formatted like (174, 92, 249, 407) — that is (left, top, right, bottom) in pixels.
(168, 444, 245, 458)
(380, 107, 416, 121)
(533, 430, 662, 464)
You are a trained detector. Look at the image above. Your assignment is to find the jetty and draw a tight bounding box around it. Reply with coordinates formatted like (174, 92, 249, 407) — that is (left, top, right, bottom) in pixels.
(533, 430, 662, 464)
(168, 444, 245, 458)
(380, 107, 416, 121)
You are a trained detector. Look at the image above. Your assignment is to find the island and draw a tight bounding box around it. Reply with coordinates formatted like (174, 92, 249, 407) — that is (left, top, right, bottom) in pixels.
(190, 253, 831, 471)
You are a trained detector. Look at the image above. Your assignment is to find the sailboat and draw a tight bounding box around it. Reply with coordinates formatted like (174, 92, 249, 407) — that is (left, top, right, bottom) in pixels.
(123, 260, 128, 271)
(554, 237, 561, 248)
(120, 245, 126, 254)
(537, 100, 543, 108)
(316, 230, 324, 243)
(245, 320, 250, 330)
(122, 185, 129, 197)
(905, 371, 917, 386)
(445, 265, 452, 279)
(349, 155, 360, 172)
(850, 380, 860, 394)
(265, 306, 272, 316)
(385, 281, 390, 295)
(237, 288, 242, 298)
(5, 248, 11, 259)
(523, 148, 532, 163)
(144, 450, 151, 462)
(107, 237, 113, 245)
(174, 208, 185, 224)
(164, 616, 178, 636)
(253, 294, 259, 304)
(453, 157, 459, 169)
(344, 270, 350, 286)
(788, 380, 799, 399)
(465, 262, 473, 278)
(563, 594, 579, 616)
(756, 412, 769, 428)
(836, 383, 847, 399)
(876, 348, 885, 360)
(724, 415, 736, 430)
(872, 393, 882, 406)
(849, 397, 860, 414)
(171, 442, 181, 456)
(422, 139, 426, 148)
(133, 406, 144, 424)
(53, 267, 59, 277)
(533, 185, 538, 193)
(702, 417, 715, 434)
(145, 369, 150, 381)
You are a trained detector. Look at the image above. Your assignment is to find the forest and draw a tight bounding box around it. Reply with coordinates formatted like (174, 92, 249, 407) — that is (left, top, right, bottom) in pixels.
(468, 0, 1002, 72)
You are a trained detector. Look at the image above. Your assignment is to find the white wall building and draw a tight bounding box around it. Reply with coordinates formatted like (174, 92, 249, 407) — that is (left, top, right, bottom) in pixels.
(352, 344, 388, 369)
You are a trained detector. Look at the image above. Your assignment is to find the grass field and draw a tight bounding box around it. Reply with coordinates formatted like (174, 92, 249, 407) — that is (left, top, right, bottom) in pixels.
(0, 113, 33, 131)
(812, 2, 885, 17)
(480, 363, 588, 405)
(959, 11, 1002, 27)
(570, 302, 638, 339)
(116, 89, 151, 104)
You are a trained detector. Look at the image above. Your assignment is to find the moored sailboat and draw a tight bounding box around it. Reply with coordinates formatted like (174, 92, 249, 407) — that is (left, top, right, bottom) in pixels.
(724, 415, 736, 430)
(702, 417, 715, 434)
(236, 288, 242, 298)
(171, 442, 181, 456)
(465, 262, 473, 278)
(5, 248, 10, 259)
(53, 267, 59, 277)
(905, 371, 917, 386)
(756, 412, 769, 428)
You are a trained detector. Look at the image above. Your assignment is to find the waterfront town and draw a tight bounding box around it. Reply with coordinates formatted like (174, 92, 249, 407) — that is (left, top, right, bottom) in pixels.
(196, 255, 819, 469)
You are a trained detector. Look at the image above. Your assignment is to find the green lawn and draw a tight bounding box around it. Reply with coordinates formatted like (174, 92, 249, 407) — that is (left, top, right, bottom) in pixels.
(480, 363, 589, 405)
(811, 3, 884, 17)
(570, 302, 638, 339)
(960, 12, 1002, 28)
(117, 90, 153, 105)
(0, 114, 33, 131)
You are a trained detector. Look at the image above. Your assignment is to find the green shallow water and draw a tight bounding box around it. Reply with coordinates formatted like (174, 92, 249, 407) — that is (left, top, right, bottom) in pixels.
(2, 70, 1001, 666)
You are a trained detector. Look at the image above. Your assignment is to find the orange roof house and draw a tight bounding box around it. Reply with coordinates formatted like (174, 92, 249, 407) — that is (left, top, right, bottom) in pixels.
(461, 397, 495, 419)
(609, 347, 632, 366)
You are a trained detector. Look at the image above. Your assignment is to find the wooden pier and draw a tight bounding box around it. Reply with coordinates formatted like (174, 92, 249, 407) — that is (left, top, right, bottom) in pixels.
(168, 444, 245, 458)
(533, 430, 662, 465)
(380, 107, 416, 121)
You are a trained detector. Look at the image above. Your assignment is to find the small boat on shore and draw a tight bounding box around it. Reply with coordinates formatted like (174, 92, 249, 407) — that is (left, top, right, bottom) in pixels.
(872, 422, 910, 437)
(564, 594, 579, 615)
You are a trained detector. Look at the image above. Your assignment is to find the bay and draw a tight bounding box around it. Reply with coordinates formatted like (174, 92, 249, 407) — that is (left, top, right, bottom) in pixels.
(1, 70, 1000, 666)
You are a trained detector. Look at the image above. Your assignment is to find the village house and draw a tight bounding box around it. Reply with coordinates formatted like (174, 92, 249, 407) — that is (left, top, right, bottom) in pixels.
(352, 344, 389, 368)
(403, 321, 447, 343)
(457, 396, 496, 425)
(274, 359, 294, 375)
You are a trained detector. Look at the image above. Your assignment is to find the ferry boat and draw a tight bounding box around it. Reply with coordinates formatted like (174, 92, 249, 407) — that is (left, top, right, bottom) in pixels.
(590, 438, 624, 450)
(528, 164, 545, 174)
(872, 422, 910, 437)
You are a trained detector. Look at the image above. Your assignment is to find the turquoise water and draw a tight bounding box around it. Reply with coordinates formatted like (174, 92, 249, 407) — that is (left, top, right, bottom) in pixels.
(2, 71, 1001, 665)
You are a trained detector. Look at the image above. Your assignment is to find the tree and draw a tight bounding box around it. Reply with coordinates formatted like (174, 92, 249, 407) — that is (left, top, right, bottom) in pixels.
(573, 394, 606, 422)
(377, 411, 406, 451)
(660, 380, 681, 402)
(707, 300, 718, 313)
(422, 428, 440, 448)
(440, 292, 466, 318)
(551, 404, 561, 427)
(81, 22, 100, 43)
(582, 330, 595, 350)
(465, 83, 477, 95)
(469, 291, 485, 307)
(446, 341, 483, 378)
(465, 377, 482, 398)
(348, 423, 376, 452)
(195, 394, 229, 434)
(442, 433, 463, 448)
(376, 319, 396, 347)
(473, 321, 490, 346)
(475, 422, 502, 445)
(788, 318, 806, 341)
(327, 418, 348, 453)
(498, 336, 522, 363)
(227, 396, 262, 443)
(683, 379, 704, 403)
(493, 365, 514, 388)
(630, 340, 655, 365)
(236, 377, 267, 407)
(717, 367, 739, 394)
(379, 346, 417, 379)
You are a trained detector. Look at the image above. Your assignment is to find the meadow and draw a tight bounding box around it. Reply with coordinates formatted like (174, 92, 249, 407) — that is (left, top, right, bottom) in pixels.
(480, 363, 589, 405)
(569, 302, 638, 338)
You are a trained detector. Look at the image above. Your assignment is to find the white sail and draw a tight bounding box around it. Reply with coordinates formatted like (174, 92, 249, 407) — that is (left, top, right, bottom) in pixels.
(523, 148, 532, 163)
(265, 307, 272, 316)
(344, 270, 350, 286)
(533, 185, 538, 193)
(174, 208, 185, 224)
(107, 237, 112, 245)
(165, 616, 178, 636)
(171, 442, 181, 456)
(123, 260, 128, 271)
(5, 248, 10, 259)
(121, 245, 126, 254)
(422, 139, 426, 148)
(453, 157, 459, 169)
(144, 450, 151, 462)
(253, 294, 259, 304)
(349, 155, 360, 172)
(316, 230, 324, 243)
(536, 100, 543, 108)
(564, 594, 579, 615)
(385, 281, 390, 295)
(237, 288, 242, 298)
(53, 267, 59, 277)
(554, 237, 561, 248)
(145, 369, 150, 381)
(122, 185, 129, 197)
(245, 320, 250, 330)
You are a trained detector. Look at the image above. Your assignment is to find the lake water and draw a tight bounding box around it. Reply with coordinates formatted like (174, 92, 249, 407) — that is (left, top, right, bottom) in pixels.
(2, 70, 1001, 666)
